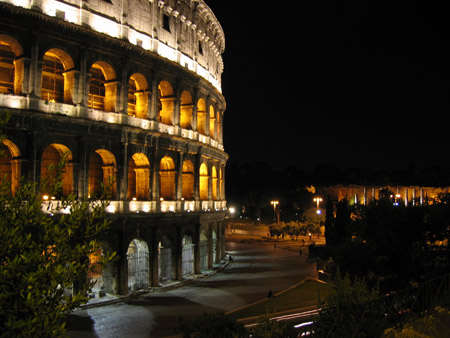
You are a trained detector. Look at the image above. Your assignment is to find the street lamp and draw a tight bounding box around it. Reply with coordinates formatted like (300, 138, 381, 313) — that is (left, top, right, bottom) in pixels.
(271, 200, 279, 224)
(313, 197, 323, 209)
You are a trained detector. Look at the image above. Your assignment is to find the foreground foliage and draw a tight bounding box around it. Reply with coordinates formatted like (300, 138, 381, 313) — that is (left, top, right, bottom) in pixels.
(319, 192, 450, 292)
(0, 117, 114, 337)
(175, 311, 297, 338)
(176, 312, 247, 338)
(313, 271, 386, 338)
(384, 306, 450, 338)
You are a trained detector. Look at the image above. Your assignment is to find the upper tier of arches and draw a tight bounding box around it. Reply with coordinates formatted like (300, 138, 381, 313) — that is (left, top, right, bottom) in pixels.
(0, 32, 224, 147)
(0, 0, 224, 91)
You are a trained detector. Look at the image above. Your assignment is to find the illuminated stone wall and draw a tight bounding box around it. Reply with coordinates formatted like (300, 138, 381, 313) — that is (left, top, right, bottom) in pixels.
(318, 185, 450, 206)
(0, 0, 224, 91)
(0, 0, 228, 294)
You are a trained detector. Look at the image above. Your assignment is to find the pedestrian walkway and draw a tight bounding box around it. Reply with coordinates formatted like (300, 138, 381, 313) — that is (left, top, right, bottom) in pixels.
(80, 260, 232, 309)
(68, 240, 316, 338)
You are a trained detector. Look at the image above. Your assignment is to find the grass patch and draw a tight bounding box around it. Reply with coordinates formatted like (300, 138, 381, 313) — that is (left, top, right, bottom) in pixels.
(228, 280, 329, 320)
(384, 307, 450, 338)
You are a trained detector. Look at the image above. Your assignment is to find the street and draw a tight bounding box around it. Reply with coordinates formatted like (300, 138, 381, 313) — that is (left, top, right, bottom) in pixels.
(67, 239, 316, 338)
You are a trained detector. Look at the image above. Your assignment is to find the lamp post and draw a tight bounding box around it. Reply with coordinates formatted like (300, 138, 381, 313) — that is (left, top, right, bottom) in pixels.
(313, 197, 322, 209)
(271, 200, 279, 224)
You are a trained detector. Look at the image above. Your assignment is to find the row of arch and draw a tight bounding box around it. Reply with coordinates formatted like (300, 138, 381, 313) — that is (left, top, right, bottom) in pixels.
(89, 225, 225, 294)
(1, 140, 225, 202)
(0, 34, 223, 141)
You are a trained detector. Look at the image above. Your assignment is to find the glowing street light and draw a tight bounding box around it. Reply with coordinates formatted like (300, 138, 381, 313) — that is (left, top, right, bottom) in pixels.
(271, 200, 280, 224)
(313, 197, 323, 209)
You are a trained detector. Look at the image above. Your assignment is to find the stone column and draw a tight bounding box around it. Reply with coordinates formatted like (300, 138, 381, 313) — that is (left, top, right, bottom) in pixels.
(149, 78, 159, 121)
(150, 229, 159, 287)
(176, 152, 184, 202)
(13, 57, 30, 95)
(104, 81, 121, 112)
(207, 227, 213, 270)
(174, 227, 183, 281)
(63, 69, 81, 104)
(193, 226, 200, 274)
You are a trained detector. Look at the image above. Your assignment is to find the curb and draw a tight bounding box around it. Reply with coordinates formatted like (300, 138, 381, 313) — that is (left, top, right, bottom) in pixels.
(225, 276, 314, 316)
(80, 258, 233, 310)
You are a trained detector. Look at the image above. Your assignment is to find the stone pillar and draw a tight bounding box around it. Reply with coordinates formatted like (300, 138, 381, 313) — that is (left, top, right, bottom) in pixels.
(219, 111, 224, 143)
(193, 226, 200, 274)
(135, 91, 151, 119)
(173, 89, 181, 127)
(149, 78, 159, 121)
(176, 152, 184, 202)
(63, 69, 80, 104)
(150, 229, 159, 287)
(174, 227, 183, 281)
(192, 91, 198, 132)
(13, 57, 30, 95)
(205, 97, 212, 137)
(121, 141, 128, 201)
(207, 227, 213, 269)
(27, 32, 40, 99)
(104, 81, 120, 112)
(118, 232, 129, 295)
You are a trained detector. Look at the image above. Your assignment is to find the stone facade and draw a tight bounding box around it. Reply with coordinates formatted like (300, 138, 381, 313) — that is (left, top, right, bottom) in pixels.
(318, 185, 450, 206)
(0, 0, 227, 295)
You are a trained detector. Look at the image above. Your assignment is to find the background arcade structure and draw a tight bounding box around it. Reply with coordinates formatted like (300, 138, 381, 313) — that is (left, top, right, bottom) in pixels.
(0, 0, 228, 295)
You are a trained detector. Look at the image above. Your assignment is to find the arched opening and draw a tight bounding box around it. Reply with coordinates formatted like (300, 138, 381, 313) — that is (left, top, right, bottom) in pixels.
(182, 235, 194, 277)
(212, 230, 217, 265)
(219, 167, 224, 200)
(216, 110, 222, 141)
(0, 35, 23, 95)
(199, 230, 208, 272)
(127, 153, 150, 201)
(159, 156, 175, 200)
(157, 81, 174, 125)
(88, 149, 116, 199)
(197, 98, 207, 135)
(211, 166, 218, 201)
(88, 241, 115, 295)
(40, 143, 73, 197)
(180, 90, 193, 129)
(89, 61, 117, 112)
(41, 51, 64, 102)
(182, 160, 194, 200)
(0, 139, 21, 195)
(127, 239, 149, 291)
(128, 73, 149, 118)
(158, 236, 173, 283)
(199, 163, 209, 201)
(209, 105, 216, 139)
(0, 41, 15, 94)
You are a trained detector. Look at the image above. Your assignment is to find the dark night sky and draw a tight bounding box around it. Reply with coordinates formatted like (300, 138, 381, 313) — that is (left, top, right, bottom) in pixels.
(206, 1, 450, 171)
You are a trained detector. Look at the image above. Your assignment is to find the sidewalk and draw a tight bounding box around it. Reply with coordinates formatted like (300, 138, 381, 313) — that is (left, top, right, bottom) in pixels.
(81, 260, 232, 309)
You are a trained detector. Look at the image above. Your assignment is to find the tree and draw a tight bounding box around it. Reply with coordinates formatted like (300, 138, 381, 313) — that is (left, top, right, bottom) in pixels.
(175, 311, 297, 338)
(249, 313, 297, 338)
(334, 199, 351, 244)
(0, 115, 114, 337)
(324, 195, 335, 246)
(313, 271, 386, 338)
(301, 207, 324, 235)
(175, 312, 246, 338)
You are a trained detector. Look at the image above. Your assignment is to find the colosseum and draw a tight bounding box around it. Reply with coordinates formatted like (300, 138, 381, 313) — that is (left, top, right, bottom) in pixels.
(0, 0, 227, 295)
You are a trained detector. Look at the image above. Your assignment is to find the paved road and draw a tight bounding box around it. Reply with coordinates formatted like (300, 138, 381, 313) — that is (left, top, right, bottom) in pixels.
(68, 240, 316, 338)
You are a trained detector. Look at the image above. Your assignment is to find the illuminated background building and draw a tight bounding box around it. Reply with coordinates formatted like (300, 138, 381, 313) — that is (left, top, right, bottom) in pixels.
(0, 0, 227, 295)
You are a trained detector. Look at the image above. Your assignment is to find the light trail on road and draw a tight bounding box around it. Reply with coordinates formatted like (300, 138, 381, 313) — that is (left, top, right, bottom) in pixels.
(244, 308, 319, 328)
